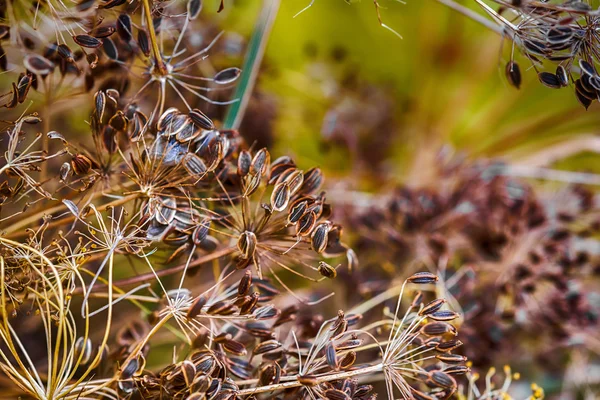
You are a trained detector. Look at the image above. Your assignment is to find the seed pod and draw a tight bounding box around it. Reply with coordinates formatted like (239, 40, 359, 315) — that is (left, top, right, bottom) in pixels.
(189, 108, 214, 130)
(318, 261, 337, 279)
(253, 305, 279, 320)
(24, 54, 55, 76)
(181, 360, 196, 387)
(505, 61, 521, 89)
(429, 310, 459, 321)
(430, 370, 456, 389)
(137, 29, 150, 57)
(324, 389, 351, 400)
(297, 211, 317, 236)
(73, 34, 102, 48)
(270, 182, 290, 212)
(339, 350, 356, 369)
(57, 44, 74, 62)
(120, 357, 139, 379)
(207, 301, 235, 315)
(556, 65, 569, 87)
(281, 169, 304, 195)
(214, 67, 241, 85)
(325, 342, 338, 369)
(250, 148, 270, 177)
(444, 365, 470, 375)
(238, 270, 252, 296)
(16, 74, 32, 103)
(407, 272, 438, 284)
(419, 299, 446, 316)
(71, 154, 95, 175)
(421, 322, 457, 337)
(186, 296, 207, 319)
(192, 219, 211, 245)
(288, 199, 308, 225)
(259, 363, 281, 386)
(222, 339, 247, 356)
(579, 60, 596, 76)
(538, 71, 561, 89)
(59, 162, 72, 182)
(435, 339, 463, 353)
(435, 353, 467, 364)
(74, 337, 93, 364)
(297, 374, 318, 387)
(187, 0, 202, 19)
(254, 339, 281, 355)
(102, 38, 118, 60)
(182, 153, 207, 177)
(239, 292, 259, 314)
(237, 150, 252, 177)
(237, 231, 257, 260)
(109, 111, 127, 131)
(117, 14, 133, 42)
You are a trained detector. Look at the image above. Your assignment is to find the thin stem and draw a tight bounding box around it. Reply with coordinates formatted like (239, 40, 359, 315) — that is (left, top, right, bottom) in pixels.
(236, 363, 384, 396)
(73, 246, 236, 293)
(141, 0, 167, 75)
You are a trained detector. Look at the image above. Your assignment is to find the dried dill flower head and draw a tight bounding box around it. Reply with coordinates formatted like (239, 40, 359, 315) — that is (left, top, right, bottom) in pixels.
(440, 0, 600, 108)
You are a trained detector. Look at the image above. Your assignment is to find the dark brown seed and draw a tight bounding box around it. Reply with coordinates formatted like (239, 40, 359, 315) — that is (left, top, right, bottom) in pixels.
(109, 111, 127, 131)
(505, 61, 521, 89)
(71, 154, 95, 175)
(188, 0, 202, 20)
(575, 83, 593, 109)
(214, 67, 241, 85)
(288, 200, 308, 224)
(237, 150, 252, 177)
(137, 30, 150, 57)
(117, 14, 133, 42)
(436, 339, 463, 353)
(336, 338, 362, 350)
(318, 261, 337, 279)
(92, 26, 116, 39)
(222, 339, 247, 356)
(538, 72, 561, 89)
(16, 74, 32, 103)
(57, 44, 74, 62)
(339, 351, 356, 369)
(430, 370, 456, 389)
(237, 231, 257, 260)
(259, 363, 281, 386)
(74, 34, 102, 48)
(325, 342, 338, 369)
(300, 167, 323, 194)
(421, 322, 456, 336)
(407, 272, 438, 284)
(102, 38, 118, 60)
(207, 301, 235, 315)
(254, 339, 281, 355)
(188, 108, 214, 130)
(429, 310, 459, 321)
(181, 360, 196, 386)
(324, 389, 350, 400)
(250, 148, 270, 176)
(182, 153, 207, 176)
(192, 219, 211, 245)
(579, 60, 596, 76)
(419, 299, 446, 316)
(435, 353, 467, 364)
(297, 374, 318, 387)
(444, 365, 470, 375)
(120, 357, 139, 379)
(24, 54, 55, 76)
(556, 65, 569, 87)
(297, 211, 317, 236)
(270, 182, 290, 212)
(186, 296, 207, 319)
(238, 270, 252, 296)
(239, 292, 259, 314)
